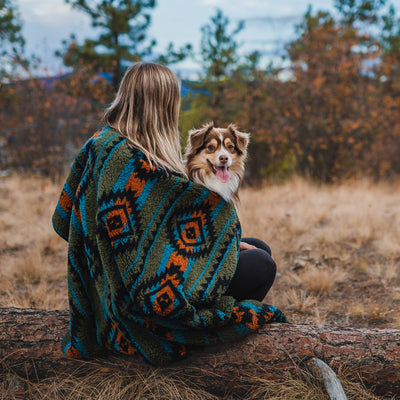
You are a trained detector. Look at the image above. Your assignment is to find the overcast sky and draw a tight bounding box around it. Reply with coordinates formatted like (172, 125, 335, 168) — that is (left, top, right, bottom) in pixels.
(15, 0, 400, 77)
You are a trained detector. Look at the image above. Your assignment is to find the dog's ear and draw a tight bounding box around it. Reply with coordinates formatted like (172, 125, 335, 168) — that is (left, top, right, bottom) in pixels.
(228, 124, 250, 155)
(188, 122, 214, 151)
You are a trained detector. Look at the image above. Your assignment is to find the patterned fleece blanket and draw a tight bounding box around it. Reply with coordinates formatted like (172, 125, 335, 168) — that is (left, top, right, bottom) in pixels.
(52, 126, 287, 366)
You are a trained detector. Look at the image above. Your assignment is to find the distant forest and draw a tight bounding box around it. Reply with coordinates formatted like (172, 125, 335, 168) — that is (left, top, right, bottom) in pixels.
(1, 0, 400, 182)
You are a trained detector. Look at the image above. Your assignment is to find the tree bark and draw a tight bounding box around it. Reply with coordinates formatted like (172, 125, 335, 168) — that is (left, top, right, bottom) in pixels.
(0, 307, 399, 397)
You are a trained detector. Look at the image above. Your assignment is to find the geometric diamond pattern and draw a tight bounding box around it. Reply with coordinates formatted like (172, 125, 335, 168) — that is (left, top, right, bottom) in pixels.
(99, 203, 133, 242)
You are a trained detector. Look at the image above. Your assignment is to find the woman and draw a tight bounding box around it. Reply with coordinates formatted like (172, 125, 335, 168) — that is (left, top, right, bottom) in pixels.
(52, 62, 286, 366)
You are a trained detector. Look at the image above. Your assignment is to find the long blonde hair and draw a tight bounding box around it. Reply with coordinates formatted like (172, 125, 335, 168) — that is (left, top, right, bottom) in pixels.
(103, 62, 187, 177)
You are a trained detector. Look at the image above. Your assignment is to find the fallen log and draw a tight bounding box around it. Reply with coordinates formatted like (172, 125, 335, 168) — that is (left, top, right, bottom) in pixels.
(0, 308, 399, 397)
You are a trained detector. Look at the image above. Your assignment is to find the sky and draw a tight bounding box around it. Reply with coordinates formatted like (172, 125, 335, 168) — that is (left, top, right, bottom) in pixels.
(15, 0, 400, 78)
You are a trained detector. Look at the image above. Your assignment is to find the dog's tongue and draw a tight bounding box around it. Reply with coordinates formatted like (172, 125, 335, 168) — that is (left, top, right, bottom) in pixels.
(215, 166, 230, 183)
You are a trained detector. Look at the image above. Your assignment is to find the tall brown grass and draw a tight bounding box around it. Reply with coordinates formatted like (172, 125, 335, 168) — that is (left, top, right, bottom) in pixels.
(239, 178, 400, 258)
(238, 177, 400, 329)
(0, 174, 67, 310)
(1, 174, 398, 399)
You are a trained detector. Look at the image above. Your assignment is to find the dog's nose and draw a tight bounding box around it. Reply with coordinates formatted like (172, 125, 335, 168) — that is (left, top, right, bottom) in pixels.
(219, 155, 228, 164)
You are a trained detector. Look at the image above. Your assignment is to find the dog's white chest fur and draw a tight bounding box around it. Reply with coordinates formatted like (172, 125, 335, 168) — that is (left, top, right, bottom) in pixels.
(192, 171, 240, 202)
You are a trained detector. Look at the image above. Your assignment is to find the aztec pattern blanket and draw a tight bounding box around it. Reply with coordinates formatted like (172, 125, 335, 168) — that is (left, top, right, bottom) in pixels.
(52, 126, 287, 366)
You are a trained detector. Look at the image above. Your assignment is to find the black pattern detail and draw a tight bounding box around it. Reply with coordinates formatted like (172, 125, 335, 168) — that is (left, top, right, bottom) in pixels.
(145, 280, 185, 317)
(167, 204, 215, 259)
(99, 204, 133, 242)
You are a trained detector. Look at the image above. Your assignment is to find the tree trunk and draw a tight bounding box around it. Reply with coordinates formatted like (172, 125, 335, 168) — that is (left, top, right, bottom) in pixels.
(0, 307, 399, 397)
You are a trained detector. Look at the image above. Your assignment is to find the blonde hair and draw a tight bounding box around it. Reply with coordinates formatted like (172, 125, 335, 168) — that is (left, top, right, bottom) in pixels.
(103, 62, 187, 177)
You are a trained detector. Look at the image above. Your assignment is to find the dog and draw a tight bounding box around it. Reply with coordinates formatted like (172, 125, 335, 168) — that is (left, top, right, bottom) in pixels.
(184, 122, 249, 203)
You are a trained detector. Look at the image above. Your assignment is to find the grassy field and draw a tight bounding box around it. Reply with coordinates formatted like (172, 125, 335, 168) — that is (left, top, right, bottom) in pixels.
(1, 174, 399, 399)
(239, 178, 400, 330)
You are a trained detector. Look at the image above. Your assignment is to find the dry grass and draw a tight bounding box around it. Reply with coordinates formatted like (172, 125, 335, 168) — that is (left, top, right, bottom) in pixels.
(239, 177, 400, 256)
(1, 174, 399, 399)
(1, 368, 219, 400)
(243, 362, 386, 400)
(238, 177, 400, 329)
(0, 174, 68, 310)
(0, 362, 388, 400)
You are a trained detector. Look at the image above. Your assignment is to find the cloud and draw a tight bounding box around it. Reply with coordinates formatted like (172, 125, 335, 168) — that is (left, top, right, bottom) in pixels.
(202, 0, 223, 4)
(245, 14, 302, 24)
(19, 0, 84, 25)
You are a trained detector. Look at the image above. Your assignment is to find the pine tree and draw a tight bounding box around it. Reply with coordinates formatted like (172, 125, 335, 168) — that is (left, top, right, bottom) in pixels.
(333, 0, 387, 26)
(200, 8, 244, 82)
(180, 8, 244, 131)
(59, 0, 191, 89)
(61, 0, 157, 89)
(0, 0, 26, 80)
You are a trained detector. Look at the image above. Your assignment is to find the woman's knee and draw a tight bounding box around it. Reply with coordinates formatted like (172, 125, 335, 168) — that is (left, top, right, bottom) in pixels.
(230, 248, 277, 301)
(263, 252, 276, 281)
(248, 250, 276, 300)
(241, 237, 272, 255)
(247, 248, 276, 283)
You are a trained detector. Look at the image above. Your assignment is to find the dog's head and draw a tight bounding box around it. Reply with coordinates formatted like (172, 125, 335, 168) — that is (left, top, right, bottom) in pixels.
(185, 122, 249, 202)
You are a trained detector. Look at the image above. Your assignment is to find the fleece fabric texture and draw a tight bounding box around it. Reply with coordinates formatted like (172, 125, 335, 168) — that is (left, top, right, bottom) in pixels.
(52, 126, 287, 366)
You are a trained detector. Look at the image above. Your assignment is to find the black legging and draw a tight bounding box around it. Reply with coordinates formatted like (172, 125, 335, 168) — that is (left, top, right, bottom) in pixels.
(225, 237, 276, 302)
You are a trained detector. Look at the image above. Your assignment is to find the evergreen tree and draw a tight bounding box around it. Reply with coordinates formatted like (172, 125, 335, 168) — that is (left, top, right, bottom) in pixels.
(60, 0, 191, 89)
(180, 8, 244, 130)
(59, 0, 157, 88)
(0, 0, 26, 80)
(333, 0, 387, 26)
(381, 4, 400, 60)
(200, 8, 244, 82)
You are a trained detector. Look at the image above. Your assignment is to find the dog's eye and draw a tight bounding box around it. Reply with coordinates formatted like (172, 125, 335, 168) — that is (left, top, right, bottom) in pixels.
(227, 144, 235, 152)
(207, 144, 215, 152)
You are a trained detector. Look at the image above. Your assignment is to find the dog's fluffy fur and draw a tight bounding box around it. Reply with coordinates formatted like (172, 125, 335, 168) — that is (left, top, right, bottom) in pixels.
(184, 122, 249, 203)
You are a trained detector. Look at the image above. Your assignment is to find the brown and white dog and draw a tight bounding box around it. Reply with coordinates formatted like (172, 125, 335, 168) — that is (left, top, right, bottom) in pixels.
(184, 122, 249, 203)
